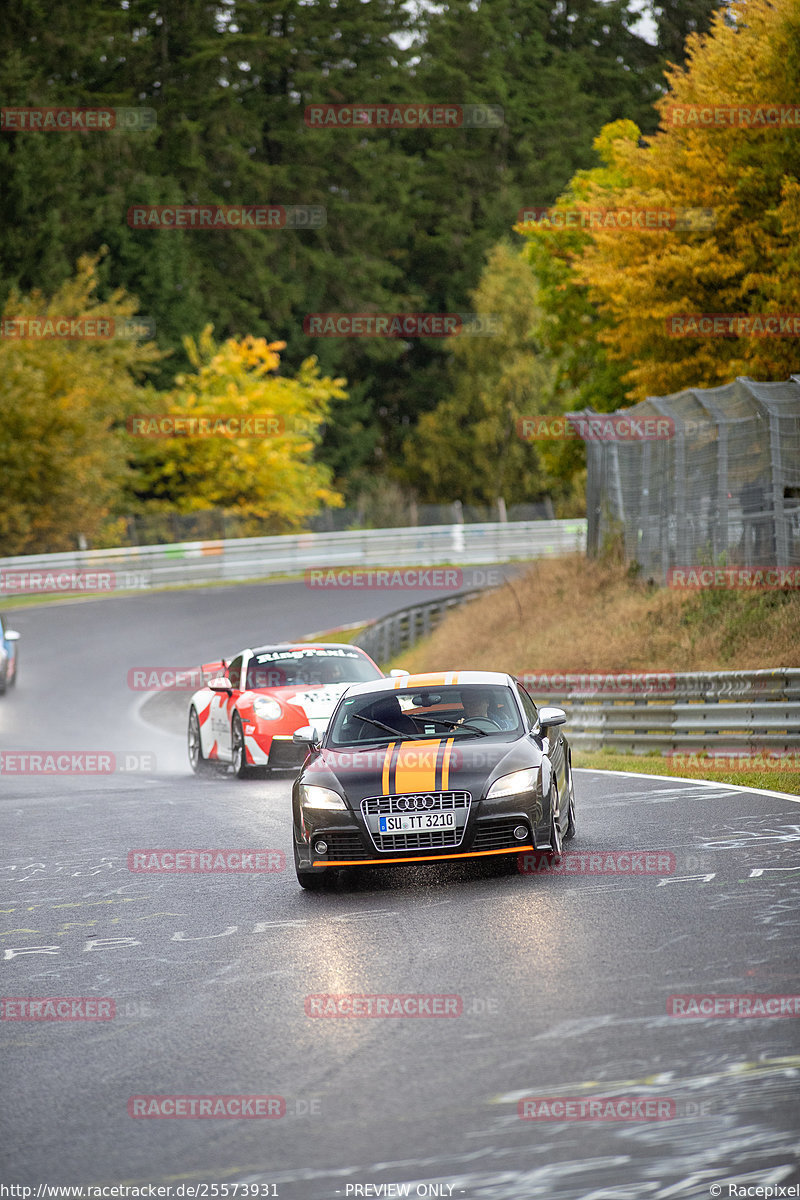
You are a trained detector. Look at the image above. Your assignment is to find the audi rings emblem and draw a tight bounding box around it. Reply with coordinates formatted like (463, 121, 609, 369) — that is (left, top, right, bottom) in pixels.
(396, 794, 436, 811)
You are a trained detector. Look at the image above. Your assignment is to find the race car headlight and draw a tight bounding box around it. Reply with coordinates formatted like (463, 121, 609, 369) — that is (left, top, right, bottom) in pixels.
(486, 768, 537, 799)
(299, 785, 346, 810)
(252, 697, 282, 721)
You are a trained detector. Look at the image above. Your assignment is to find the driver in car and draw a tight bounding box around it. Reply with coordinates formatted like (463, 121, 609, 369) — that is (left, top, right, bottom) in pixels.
(457, 687, 516, 730)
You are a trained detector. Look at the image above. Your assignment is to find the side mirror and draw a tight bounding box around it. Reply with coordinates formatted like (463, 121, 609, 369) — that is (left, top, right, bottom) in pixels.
(4, 630, 20, 642)
(537, 706, 567, 734)
(389, 668, 409, 678)
(208, 676, 233, 693)
(293, 725, 320, 748)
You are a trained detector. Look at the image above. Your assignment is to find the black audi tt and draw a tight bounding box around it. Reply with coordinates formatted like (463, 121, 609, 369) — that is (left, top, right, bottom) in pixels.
(291, 670, 575, 889)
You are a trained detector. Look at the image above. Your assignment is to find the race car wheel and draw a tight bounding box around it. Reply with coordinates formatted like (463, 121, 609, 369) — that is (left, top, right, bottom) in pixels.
(231, 713, 251, 778)
(296, 867, 334, 891)
(564, 766, 576, 842)
(188, 707, 214, 775)
(294, 845, 336, 889)
(547, 782, 563, 856)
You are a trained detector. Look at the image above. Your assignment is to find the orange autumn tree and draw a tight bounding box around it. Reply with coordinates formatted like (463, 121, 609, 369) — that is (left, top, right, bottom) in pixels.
(572, 0, 800, 399)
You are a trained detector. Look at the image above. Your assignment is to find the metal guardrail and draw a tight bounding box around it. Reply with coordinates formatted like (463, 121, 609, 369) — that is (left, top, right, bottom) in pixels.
(550, 670, 800, 753)
(0, 520, 586, 594)
(355, 588, 800, 755)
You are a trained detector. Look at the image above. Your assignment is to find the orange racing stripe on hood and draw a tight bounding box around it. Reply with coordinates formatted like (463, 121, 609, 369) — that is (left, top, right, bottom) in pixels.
(393, 739, 445, 794)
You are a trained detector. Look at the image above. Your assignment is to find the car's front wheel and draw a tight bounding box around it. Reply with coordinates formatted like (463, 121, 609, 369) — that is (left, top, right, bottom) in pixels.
(294, 846, 335, 890)
(296, 867, 334, 890)
(231, 713, 254, 778)
(188, 707, 214, 775)
(564, 765, 576, 842)
(547, 782, 563, 856)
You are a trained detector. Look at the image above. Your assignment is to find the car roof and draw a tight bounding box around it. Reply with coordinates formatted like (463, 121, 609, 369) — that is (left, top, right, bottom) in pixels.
(248, 643, 370, 656)
(342, 670, 515, 698)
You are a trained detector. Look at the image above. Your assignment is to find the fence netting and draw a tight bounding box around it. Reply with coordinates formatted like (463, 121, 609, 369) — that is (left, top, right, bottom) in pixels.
(580, 376, 800, 578)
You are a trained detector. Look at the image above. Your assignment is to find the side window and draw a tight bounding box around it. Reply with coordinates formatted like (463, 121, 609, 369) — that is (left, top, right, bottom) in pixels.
(517, 685, 538, 729)
(227, 655, 243, 690)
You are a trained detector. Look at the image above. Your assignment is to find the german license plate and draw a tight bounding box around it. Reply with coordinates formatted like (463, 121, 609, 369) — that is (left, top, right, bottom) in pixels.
(379, 811, 456, 833)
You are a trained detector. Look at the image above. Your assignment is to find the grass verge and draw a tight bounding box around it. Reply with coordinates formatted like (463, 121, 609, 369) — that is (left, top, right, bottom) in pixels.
(572, 749, 799, 796)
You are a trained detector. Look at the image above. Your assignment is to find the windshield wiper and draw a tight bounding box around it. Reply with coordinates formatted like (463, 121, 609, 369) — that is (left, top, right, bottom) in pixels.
(352, 714, 419, 739)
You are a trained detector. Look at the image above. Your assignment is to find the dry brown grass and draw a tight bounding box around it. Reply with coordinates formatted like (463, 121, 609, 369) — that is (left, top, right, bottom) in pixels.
(394, 554, 800, 674)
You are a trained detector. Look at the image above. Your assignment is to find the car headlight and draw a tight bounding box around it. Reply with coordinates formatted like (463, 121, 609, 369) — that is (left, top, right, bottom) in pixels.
(299, 784, 346, 810)
(252, 697, 282, 721)
(486, 767, 537, 799)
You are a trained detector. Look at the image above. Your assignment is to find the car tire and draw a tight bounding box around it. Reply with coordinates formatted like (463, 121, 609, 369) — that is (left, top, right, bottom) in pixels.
(547, 782, 563, 856)
(564, 767, 576, 842)
(188, 707, 214, 775)
(231, 713, 251, 778)
(296, 867, 334, 891)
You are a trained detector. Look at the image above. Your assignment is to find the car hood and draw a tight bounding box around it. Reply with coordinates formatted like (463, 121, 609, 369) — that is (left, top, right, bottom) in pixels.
(302, 735, 540, 804)
(248, 682, 355, 730)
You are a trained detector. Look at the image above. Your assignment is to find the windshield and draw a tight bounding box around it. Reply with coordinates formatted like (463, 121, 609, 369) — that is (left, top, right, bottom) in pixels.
(246, 648, 382, 690)
(327, 683, 523, 745)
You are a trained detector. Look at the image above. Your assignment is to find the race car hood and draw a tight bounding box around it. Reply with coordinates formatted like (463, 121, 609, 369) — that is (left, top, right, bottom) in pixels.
(303, 735, 541, 804)
(246, 682, 354, 730)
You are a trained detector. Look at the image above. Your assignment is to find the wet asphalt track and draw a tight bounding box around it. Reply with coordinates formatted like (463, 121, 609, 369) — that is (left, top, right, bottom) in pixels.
(1, 582, 799, 1198)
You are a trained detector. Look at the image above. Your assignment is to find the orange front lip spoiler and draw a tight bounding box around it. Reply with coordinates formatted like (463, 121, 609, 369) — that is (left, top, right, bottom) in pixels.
(312, 845, 534, 867)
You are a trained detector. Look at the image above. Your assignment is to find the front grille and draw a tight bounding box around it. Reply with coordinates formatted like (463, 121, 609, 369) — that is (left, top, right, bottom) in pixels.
(361, 791, 471, 852)
(471, 818, 529, 852)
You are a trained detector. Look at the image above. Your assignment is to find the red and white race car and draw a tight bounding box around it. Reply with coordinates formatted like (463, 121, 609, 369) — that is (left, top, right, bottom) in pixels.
(188, 642, 398, 777)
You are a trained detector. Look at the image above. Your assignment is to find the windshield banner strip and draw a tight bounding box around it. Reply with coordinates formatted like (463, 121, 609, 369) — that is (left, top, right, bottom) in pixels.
(393, 671, 459, 689)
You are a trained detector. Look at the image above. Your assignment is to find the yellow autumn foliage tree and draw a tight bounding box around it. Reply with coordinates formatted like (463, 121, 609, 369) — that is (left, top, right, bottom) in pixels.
(573, 0, 800, 398)
(131, 327, 345, 530)
(0, 255, 160, 554)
